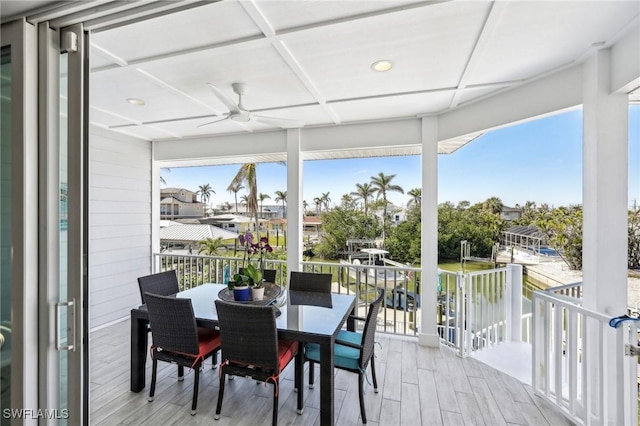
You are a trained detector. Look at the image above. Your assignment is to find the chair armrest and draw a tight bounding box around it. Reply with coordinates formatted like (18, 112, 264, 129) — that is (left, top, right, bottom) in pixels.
(335, 338, 362, 350)
(348, 315, 366, 323)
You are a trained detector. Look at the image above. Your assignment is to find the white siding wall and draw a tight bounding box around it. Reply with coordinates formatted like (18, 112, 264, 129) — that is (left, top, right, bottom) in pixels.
(89, 126, 151, 328)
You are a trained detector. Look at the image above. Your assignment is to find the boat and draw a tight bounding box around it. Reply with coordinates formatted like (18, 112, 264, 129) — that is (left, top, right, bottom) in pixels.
(385, 285, 421, 310)
(339, 239, 406, 283)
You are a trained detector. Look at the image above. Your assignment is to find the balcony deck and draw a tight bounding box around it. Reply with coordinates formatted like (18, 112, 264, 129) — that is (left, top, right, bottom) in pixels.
(89, 319, 572, 426)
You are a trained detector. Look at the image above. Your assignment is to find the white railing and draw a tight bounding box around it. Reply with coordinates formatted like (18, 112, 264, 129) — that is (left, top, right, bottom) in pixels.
(522, 312, 533, 344)
(532, 290, 638, 425)
(152, 253, 422, 337)
(438, 264, 523, 357)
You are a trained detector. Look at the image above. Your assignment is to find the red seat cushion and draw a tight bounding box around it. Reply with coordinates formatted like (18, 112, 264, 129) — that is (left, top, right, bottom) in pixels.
(277, 339, 298, 371)
(197, 327, 221, 358)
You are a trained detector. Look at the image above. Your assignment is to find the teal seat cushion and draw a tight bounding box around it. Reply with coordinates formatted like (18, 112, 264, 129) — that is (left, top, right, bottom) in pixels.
(305, 330, 363, 371)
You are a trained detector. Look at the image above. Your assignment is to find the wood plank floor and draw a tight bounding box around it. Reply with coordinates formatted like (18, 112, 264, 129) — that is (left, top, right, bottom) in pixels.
(89, 319, 573, 426)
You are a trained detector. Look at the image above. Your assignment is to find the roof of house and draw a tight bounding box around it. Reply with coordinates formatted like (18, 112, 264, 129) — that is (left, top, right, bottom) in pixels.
(208, 214, 265, 224)
(160, 196, 203, 205)
(503, 225, 545, 239)
(161, 187, 195, 194)
(160, 224, 238, 242)
(501, 206, 523, 213)
(160, 220, 183, 227)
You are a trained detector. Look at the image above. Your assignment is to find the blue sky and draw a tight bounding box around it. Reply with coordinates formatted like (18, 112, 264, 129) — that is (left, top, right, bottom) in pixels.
(162, 106, 639, 209)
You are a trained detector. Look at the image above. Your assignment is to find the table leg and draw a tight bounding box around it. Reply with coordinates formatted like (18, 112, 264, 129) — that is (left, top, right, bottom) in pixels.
(347, 306, 356, 331)
(295, 349, 304, 414)
(130, 315, 148, 392)
(319, 338, 335, 426)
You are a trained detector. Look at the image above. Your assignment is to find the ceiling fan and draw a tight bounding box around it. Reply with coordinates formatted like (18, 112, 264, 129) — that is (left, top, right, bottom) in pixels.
(199, 82, 305, 129)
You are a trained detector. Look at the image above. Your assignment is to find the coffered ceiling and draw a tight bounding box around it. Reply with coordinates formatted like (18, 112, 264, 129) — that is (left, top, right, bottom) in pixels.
(4, 1, 639, 146)
(86, 1, 638, 143)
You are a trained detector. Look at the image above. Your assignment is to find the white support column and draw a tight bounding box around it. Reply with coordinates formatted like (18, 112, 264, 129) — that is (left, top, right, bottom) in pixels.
(506, 264, 523, 342)
(419, 117, 440, 347)
(286, 129, 303, 276)
(582, 49, 628, 315)
(151, 147, 161, 268)
(582, 48, 629, 424)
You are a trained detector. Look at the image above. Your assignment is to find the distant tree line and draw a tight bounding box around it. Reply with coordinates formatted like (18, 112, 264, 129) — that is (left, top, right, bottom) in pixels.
(317, 191, 640, 271)
(183, 164, 640, 271)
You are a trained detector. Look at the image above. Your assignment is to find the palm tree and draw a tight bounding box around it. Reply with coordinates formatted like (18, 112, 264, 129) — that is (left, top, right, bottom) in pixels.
(198, 237, 226, 256)
(302, 200, 309, 214)
(407, 188, 421, 206)
(258, 193, 271, 218)
(197, 183, 215, 205)
(340, 194, 354, 208)
(230, 163, 259, 233)
(370, 172, 404, 221)
(320, 192, 331, 211)
(274, 190, 287, 218)
(313, 197, 322, 214)
(482, 196, 504, 215)
(350, 182, 376, 215)
(240, 194, 249, 207)
(226, 182, 244, 214)
(222, 201, 232, 211)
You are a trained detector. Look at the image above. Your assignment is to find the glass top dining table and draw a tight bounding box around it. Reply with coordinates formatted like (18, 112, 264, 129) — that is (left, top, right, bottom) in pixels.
(130, 283, 356, 426)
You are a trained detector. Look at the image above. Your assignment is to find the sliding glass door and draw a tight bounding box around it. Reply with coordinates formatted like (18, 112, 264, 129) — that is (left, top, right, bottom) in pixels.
(0, 19, 87, 424)
(0, 44, 13, 426)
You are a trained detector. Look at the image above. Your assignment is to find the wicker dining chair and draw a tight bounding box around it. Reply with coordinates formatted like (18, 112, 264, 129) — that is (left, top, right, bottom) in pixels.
(144, 292, 221, 415)
(214, 300, 303, 426)
(304, 288, 385, 424)
(289, 271, 332, 293)
(289, 271, 333, 387)
(238, 267, 277, 283)
(137, 270, 179, 304)
(137, 270, 194, 377)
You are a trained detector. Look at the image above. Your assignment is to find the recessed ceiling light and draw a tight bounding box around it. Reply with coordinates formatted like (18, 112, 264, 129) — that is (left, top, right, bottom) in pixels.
(371, 60, 392, 72)
(126, 98, 146, 106)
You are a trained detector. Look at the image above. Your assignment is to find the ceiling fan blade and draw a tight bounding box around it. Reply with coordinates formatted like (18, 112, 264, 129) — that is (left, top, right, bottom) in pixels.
(251, 114, 305, 128)
(197, 115, 229, 128)
(206, 83, 240, 113)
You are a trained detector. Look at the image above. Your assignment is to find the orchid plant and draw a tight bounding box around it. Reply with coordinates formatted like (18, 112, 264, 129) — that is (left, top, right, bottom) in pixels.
(232, 231, 273, 288)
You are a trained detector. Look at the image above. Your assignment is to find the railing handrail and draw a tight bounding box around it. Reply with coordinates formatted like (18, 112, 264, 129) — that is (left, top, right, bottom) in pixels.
(532, 287, 637, 426)
(544, 281, 583, 293)
(153, 252, 421, 337)
(533, 289, 610, 325)
(464, 266, 509, 277)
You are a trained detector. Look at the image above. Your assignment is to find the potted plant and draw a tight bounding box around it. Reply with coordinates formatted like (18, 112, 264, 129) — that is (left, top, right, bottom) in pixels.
(236, 232, 273, 300)
(229, 271, 252, 302)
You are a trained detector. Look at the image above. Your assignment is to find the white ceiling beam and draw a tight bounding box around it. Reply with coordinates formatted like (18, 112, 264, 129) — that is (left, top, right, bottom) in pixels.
(90, 34, 267, 74)
(135, 68, 223, 115)
(438, 64, 583, 142)
(301, 119, 421, 153)
(90, 105, 140, 125)
(90, 0, 445, 74)
(154, 129, 288, 162)
(610, 24, 640, 94)
(276, 0, 446, 37)
(238, 0, 275, 38)
(91, 42, 128, 66)
(239, 0, 341, 124)
(272, 41, 341, 124)
(449, 1, 509, 109)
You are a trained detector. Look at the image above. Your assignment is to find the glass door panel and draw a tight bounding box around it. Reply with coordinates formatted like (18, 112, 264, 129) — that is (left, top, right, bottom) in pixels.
(0, 45, 12, 426)
(58, 50, 70, 423)
(58, 23, 86, 424)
